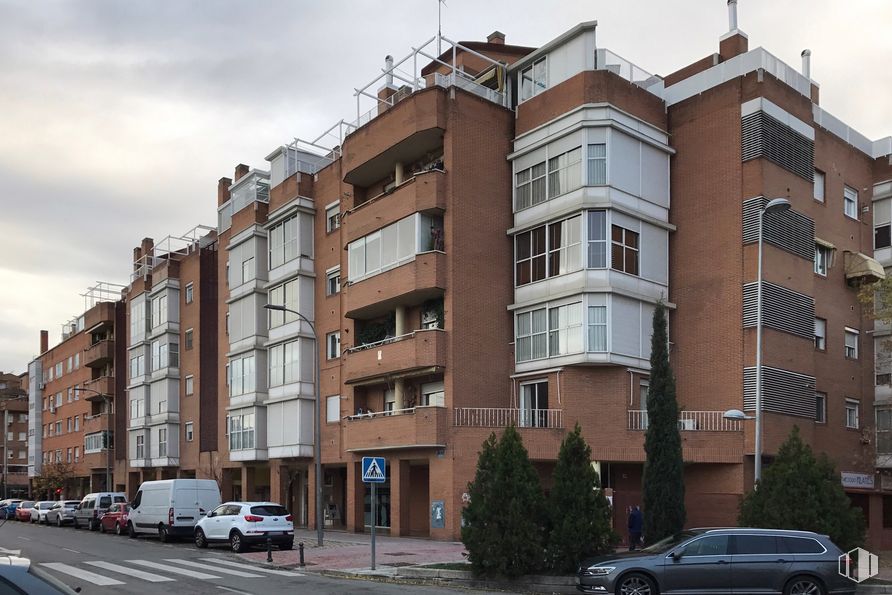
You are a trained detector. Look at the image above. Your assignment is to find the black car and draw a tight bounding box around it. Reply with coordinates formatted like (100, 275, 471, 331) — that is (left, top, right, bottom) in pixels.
(577, 528, 856, 595)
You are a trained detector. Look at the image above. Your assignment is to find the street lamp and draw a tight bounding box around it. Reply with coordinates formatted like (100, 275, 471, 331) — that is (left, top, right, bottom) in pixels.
(263, 302, 323, 547)
(752, 197, 791, 486)
(74, 387, 112, 493)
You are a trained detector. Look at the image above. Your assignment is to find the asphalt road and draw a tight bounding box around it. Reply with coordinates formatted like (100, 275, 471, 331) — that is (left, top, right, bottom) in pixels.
(0, 519, 506, 595)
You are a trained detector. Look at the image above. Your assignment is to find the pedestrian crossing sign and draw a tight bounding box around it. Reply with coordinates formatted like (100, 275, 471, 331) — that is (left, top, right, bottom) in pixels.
(362, 457, 386, 483)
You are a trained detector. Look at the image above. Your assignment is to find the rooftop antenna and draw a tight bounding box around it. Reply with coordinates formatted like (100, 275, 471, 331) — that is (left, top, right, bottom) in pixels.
(437, 0, 446, 55)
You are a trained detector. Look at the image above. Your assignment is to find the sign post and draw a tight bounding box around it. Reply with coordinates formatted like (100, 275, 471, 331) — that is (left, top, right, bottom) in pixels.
(361, 456, 386, 570)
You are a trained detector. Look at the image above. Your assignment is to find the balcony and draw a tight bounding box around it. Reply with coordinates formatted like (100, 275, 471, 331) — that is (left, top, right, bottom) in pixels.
(82, 451, 111, 471)
(343, 405, 447, 451)
(83, 413, 113, 435)
(84, 302, 115, 331)
(345, 252, 446, 319)
(83, 339, 114, 368)
(83, 376, 114, 398)
(344, 329, 447, 385)
(627, 410, 743, 432)
(453, 408, 564, 429)
(345, 170, 446, 243)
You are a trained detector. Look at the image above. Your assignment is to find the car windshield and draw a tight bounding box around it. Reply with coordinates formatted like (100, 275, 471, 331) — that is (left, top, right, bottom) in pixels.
(20, 501, 34, 507)
(250, 505, 289, 516)
(39, 501, 54, 507)
(639, 530, 705, 554)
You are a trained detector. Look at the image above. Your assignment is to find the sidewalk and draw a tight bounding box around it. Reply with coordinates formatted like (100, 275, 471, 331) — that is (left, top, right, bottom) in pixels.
(239, 528, 468, 571)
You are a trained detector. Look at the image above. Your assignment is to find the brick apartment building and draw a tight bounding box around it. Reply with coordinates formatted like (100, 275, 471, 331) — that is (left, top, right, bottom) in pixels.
(1, 372, 29, 497)
(20, 6, 892, 546)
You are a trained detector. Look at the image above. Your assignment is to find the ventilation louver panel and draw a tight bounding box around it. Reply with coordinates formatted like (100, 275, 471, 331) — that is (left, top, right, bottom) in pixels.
(742, 197, 815, 261)
(743, 366, 816, 418)
(741, 111, 814, 181)
(743, 282, 815, 339)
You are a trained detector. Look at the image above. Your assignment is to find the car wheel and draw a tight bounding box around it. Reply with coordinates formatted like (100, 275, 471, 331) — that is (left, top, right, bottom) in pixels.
(279, 541, 293, 551)
(194, 528, 208, 549)
(56, 516, 62, 528)
(616, 572, 657, 595)
(785, 576, 825, 595)
(159, 524, 170, 543)
(90, 519, 99, 532)
(115, 522, 123, 536)
(230, 531, 245, 553)
(73, 517, 80, 529)
(127, 522, 137, 539)
(99, 520, 106, 533)
(30, 517, 35, 524)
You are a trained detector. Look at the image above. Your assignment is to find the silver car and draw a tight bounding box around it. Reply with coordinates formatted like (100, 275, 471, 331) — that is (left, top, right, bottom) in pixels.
(29, 502, 56, 524)
(46, 501, 80, 527)
(577, 528, 856, 595)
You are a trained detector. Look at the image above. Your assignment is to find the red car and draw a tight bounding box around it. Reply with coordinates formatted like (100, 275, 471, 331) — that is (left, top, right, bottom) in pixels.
(99, 502, 130, 535)
(15, 501, 35, 522)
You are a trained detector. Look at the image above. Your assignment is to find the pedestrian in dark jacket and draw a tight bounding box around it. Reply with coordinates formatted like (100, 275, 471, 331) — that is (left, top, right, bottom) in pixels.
(628, 505, 643, 550)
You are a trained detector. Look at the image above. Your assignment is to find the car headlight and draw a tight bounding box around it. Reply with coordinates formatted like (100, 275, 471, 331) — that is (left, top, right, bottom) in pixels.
(586, 566, 615, 575)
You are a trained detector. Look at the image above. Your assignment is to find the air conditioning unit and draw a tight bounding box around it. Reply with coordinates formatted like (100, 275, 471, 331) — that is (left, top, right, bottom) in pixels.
(38, 382, 45, 390)
(678, 419, 696, 431)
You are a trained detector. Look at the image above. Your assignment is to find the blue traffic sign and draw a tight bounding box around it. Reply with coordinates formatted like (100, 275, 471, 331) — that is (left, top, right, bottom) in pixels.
(362, 457, 386, 483)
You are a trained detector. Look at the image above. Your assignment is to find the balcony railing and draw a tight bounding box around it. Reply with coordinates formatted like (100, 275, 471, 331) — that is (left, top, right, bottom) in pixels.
(453, 408, 563, 429)
(627, 410, 743, 432)
(342, 405, 447, 450)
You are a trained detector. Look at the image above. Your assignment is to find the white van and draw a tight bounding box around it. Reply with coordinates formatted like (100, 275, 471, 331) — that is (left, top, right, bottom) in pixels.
(127, 479, 221, 542)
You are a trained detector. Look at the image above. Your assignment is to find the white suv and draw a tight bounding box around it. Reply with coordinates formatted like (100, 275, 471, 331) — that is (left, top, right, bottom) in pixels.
(193, 502, 293, 553)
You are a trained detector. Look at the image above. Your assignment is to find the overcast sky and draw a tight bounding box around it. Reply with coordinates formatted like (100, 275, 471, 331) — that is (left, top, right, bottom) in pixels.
(1, 0, 890, 373)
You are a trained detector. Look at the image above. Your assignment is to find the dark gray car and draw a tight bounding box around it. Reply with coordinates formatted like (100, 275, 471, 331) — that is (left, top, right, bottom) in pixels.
(577, 528, 855, 595)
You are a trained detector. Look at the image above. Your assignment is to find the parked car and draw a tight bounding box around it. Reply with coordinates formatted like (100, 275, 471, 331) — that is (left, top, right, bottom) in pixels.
(194, 501, 294, 553)
(46, 500, 81, 527)
(577, 528, 854, 595)
(127, 479, 221, 542)
(0, 499, 23, 519)
(29, 501, 56, 524)
(14, 501, 35, 522)
(99, 502, 130, 535)
(0, 556, 79, 594)
(73, 492, 127, 531)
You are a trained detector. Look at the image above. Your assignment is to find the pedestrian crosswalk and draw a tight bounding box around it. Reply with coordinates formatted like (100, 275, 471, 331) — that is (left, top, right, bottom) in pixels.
(40, 557, 304, 586)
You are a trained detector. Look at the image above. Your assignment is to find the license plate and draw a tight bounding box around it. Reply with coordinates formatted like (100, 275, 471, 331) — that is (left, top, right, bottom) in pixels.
(575, 577, 581, 585)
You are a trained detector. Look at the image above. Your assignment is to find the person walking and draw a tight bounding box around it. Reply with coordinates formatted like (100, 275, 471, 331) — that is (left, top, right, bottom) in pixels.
(628, 505, 643, 550)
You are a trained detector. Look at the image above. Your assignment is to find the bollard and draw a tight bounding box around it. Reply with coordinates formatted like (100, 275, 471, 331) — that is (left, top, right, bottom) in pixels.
(298, 542, 305, 567)
(266, 537, 273, 563)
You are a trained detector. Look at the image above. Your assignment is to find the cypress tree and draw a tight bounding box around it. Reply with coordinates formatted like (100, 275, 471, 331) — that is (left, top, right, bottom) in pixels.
(642, 301, 686, 543)
(546, 423, 617, 573)
(739, 426, 865, 551)
(461, 432, 499, 575)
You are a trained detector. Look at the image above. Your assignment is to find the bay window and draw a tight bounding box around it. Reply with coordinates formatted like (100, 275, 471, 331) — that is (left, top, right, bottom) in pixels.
(269, 340, 299, 387)
(547, 147, 582, 198)
(229, 354, 255, 397)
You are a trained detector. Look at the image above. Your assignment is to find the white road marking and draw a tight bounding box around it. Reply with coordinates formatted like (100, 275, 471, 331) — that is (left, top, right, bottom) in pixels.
(217, 587, 252, 595)
(201, 557, 304, 577)
(164, 559, 263, 578)
(41, 563, 125, 586)
(85, 561, 176, 582)
(18, 537, 31, 541)
(62, 547, 80, 554)
(0, 547, 21, 555)
(128, 559, 221, 579)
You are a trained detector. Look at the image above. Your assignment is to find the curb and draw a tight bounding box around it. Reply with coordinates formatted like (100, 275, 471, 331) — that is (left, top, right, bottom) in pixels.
(321, 567, 579, 594)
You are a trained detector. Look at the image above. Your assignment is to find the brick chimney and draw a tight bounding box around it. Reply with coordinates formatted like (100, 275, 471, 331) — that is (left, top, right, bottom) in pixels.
(217, 177, 233, 206)
(719, 0, 748, 61)
(234, 164, 250, 181)
(140, 238, 154, 259)
(487, 31, 505, 45)
(40, 330, 48, 354)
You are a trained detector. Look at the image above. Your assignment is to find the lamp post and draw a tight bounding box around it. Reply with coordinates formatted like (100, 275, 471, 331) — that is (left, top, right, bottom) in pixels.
(264, 303, 323, 547)
(74, 387, 112, 493)
(752, 197, 791, 485)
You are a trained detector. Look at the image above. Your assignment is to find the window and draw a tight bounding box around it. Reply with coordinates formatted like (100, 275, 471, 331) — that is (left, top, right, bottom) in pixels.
(814, 244, 831, 276)
(185, 283, 194, 304)
(151, 294, 168, 328)
(55, 362, 62, 378)
(326, 270, 341, 296)
(241, 257, 255, 284)
(67, 387, 73, 402)
(845, 399, 860, 429)
(74, 416, 79, 431)
(682, 535, 730, 557)
(55, 421, 62, 434)
(815, 392, 826, 423)
(813, 169, 824, 202)
(229, 413, 255, 450)
(17, 431, 25, 441)
(130, 299, 146, 339)
(780, 537, 825, 554)
(732, 535, 776, 555)
(158, 428, 167, 457)
(548, 216, 582, 277)
(515, 161, 547, 210)
(326, 205, 340, 232)
(588, 305, 608, 352)
(327, 332, 341, 359)
(844, 185, 858, 219)
(878, 409, 892, 454)
(135, 434, 144, 459)
(156, 399, 167, 414)
(516, 308, 547, 362)
(129, 399, 144, 420)
(519, 381, 549, 427)
(519, 56, 546, 101)
(269, 342, 299, 387)
(185, 375, 194, 396)
(547, 147, 582, 199)
(611, 225, 639, 275)
(384, 388, 396, 413)
(229, 355, 256, 396)
(269, 215, 299, 269)
(515, 226, 546, 285)
(129, 353, 145, 379)
(74, 352, 79, 368)
(814, 318, 826, 350)
(85, 432, 106, 453)
(876, 224, 891, 250)
(549, 303, 583, 356)
(348, 215, 425, 281)
(421, 381, 445, 407)
(66, 417, 72, 432)
(66, 356, 72, 373)
(73, 447, 79, 463)
(66, 448, 72, 463)
(588, 144, 607, 185)
(326, 396, 340, 423)
(268, 279, 300, 328)
(185, 328, 193, 351)
(185, 422, 194, 442)
(845, 328, 859, 359)
(55, 392, 62, 408)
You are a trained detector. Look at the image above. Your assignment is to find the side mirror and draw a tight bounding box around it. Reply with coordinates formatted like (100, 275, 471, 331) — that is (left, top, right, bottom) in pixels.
(671, 551, 683, 561)
(207, 511, 215, 518)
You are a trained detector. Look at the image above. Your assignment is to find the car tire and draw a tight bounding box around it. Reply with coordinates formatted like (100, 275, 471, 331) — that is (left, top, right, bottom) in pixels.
(127, 522, 137, 539)
(279, 541, 293, 551)
(195, 528, 208, 549)
(115, 522, 123, 536)
(159, 524, 170, 543)
(230, 530, 246, 553)
(90, 519, 99, 532)
(73, 517, 80, 529)
(784, 575, 826, 595)
(56, 516, 62, 528)
(30, 517, 34, 524)
(99, 520, 106, 533)
(616, 572, 657, 595)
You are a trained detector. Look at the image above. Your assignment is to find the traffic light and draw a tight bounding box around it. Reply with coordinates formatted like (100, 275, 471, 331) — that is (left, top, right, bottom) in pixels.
(55, 488, 62, 495)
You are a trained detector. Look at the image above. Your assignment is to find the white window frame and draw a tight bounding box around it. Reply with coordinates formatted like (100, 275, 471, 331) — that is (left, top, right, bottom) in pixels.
(844, 185, 858, 219)
(185, 422, 194, 442)
(269, 341, 299, 387)
(519, 56, 547, 102)
(185, 282, 194, 304)
(845, 399, 860, 429)
(326, 204, 340, 233)
(420, 381, 445, 407)
(815, 392, 826, 423)
(185, 375, 194, 396)
(326, 396, 340, 423)
(813, 170, 824, 202)
(326, 268, 341, 296)
(547, 147, 582, 199)
(158, 428, 167, 457)
(135, 434, 145, 459)
(268, 279, 300, 328)
(814, 244, 830, 276)
(519, 380, 549, 427)
(327, 332, 341, 360)
(814, 318, 826, 351)
(845, 327, 859, 359)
